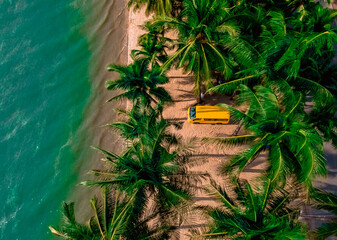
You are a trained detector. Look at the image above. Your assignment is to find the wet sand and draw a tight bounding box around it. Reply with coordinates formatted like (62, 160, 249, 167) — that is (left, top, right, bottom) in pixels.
(68, 0, 129, 220)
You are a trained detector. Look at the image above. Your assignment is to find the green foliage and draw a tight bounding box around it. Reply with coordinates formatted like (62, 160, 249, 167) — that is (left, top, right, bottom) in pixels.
(311, 188, 337, 239)
(207, 0, 337, 111)
(151, 0, 237, 98)
(82, 109, 205, 238)
(106, 59, 172, 107)
(85, 130, 191, 203)
(206, 85, 327, 185)
(128, 0, 173, 16)
(308, 102, 337, 148)
(132, 22, 172, 68)
(49, 188, 132, 240)
(106, 104, 167, 141)
(53, 0, 337, 238)
(196, 179, 307, 239)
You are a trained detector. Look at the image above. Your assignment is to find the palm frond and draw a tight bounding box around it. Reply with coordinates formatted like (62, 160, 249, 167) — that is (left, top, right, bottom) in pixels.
(207, 75, 256, 95)
(206, 180, 237, 211)
(268, 143, 289, 182)
(223, 142, 265, 175)
(217, 103, 257, 126)
(203, 135, 256, 148)
(316, 222, 337, 239)
(292, 76, 334, 109)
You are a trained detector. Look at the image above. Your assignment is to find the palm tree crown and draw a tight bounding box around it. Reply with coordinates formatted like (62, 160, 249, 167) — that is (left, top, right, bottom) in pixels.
(311, 188, 337, 239)
(152, 0, 236, 101)
(82, 112, 200, 238)
(128, 0, 174, 16)
(106, 59, 172, 107)
(206, 84, 327, 185)
(198, 179, 307, 239)
(131, 22, 172, 69)
(49, 188, 132, 240)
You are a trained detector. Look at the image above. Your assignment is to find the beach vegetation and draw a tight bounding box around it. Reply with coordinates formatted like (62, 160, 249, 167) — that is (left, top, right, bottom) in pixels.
(204, 84, 327, 186)
(106, 104, 164, 141)
(131, 22, 172, 69)
(195, 178, 307, 239)
(49, 187, 132, 239)
(49, 186, 173, 239)
(128, 0, 179, 16)
(310, 188, 337, 239)
(106, 58, 172, 107)
(151, 0, 237, 102)
(81, 107, 204, 238)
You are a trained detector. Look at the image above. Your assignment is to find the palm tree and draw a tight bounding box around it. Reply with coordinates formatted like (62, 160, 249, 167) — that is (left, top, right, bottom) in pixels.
(128, 0, 174, 16)
(310, 188, 337, 239)
(152, 0, 238, 102)
(49, 187, 133, 240)
(106, 59, 172, 107)
(106, 103, 180, 143)
(194, 178, 307, 239)
(308, 102, 337, 148)
(50, 187, 172, 239)
(205, 84, 327, 186)
(207, 1, 336, 110)
(131, 22, 172, 69)
(82, 116, 204, 238)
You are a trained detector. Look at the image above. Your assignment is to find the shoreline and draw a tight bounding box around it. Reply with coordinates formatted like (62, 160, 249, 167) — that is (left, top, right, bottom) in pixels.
(66, 0, 130, 220)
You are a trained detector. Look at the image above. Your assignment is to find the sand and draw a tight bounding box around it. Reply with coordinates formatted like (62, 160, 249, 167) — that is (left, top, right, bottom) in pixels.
(126, 7, 264, 239)
(68, 0, 130, 221)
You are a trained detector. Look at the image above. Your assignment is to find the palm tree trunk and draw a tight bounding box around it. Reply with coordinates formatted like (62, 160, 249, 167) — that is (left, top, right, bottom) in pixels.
(197, 92, 201, 103)
(197, 83, 203, 103)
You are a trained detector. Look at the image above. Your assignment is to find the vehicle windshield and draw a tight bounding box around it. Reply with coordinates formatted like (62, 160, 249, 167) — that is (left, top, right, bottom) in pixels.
(190, 106, 196, 119)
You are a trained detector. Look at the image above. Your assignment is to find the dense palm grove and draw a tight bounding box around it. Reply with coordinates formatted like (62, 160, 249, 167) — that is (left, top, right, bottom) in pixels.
(50, 0, 337, 239)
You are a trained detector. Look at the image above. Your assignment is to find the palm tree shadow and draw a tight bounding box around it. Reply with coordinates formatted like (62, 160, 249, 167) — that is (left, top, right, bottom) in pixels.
(243, 151, 268, 173)
(201, 93, 233, 106)
(190, 153, 235, 158)
(175, 89, 195, 101)
(314, 142, 337, 193)
(213, 126, 240, 137)
(324, 142, 337, 178)
(169, 76, 194, 84)
(166, 118, 186, 121)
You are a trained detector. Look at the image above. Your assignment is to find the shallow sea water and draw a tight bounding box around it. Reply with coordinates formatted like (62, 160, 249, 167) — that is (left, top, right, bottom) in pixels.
(0, 0, 93, 239)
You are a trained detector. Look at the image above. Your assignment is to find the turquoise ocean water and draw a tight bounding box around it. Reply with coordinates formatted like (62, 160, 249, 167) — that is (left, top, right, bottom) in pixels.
(0, 0, 93, 239)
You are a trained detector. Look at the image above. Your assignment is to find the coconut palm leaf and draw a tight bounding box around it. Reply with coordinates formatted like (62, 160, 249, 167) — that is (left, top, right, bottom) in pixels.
(196, 178, 307, 239)
(210, 86, 326, 185)
(128, 0, 173, 16)
(291, 76, 334, 109)
(132, 22, 172, 68)
(207, 75, 256, 95)
(310, 188, 337, 239)
(223, 142, 265, 175)
(106, 59, 172, 107)
(83, 114, 204, 238)
(49, 188, 133, 240)
(151, 0, 240, 101)
(203, 135, 256, 148)
(217, 103, 257, 125)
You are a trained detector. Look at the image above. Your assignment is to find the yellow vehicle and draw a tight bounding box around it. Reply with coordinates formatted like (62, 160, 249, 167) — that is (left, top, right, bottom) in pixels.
(187, 106, 230, 124)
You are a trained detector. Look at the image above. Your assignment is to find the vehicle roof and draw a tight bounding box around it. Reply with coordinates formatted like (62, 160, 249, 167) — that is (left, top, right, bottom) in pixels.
(194, 105, 230, 119)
